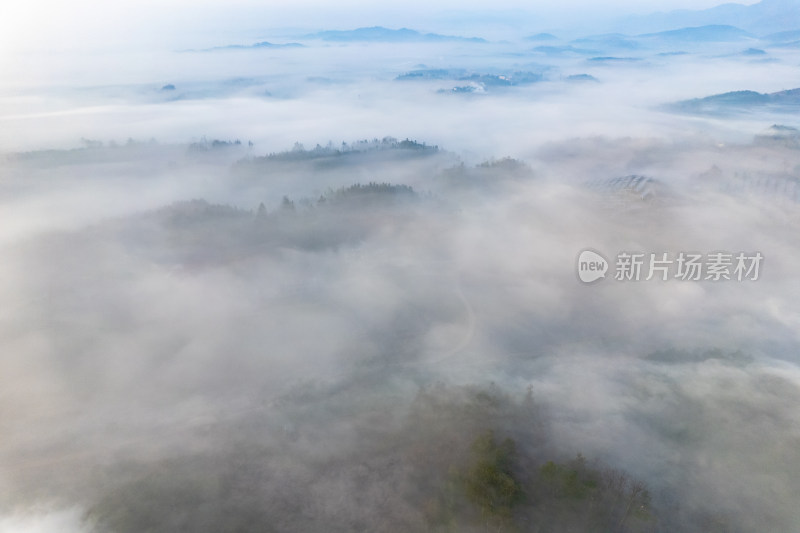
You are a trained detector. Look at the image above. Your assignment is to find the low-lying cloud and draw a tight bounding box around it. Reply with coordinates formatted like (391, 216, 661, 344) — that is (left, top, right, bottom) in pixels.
(2, 6, 800, 532)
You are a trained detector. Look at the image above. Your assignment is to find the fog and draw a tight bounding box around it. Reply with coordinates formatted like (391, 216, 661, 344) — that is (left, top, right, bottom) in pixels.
(2, 2, 800, 532)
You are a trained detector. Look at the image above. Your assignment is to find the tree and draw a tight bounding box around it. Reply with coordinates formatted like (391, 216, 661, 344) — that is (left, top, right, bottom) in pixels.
(280, 196, 295, 212)
(463, 430, 524, 525)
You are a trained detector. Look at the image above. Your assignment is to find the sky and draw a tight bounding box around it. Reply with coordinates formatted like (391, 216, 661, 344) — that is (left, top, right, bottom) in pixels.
(0, 0, 763, 53)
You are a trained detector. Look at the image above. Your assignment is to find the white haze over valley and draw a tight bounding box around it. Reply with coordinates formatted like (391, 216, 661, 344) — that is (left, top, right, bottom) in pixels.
(2, 1, 800, 532)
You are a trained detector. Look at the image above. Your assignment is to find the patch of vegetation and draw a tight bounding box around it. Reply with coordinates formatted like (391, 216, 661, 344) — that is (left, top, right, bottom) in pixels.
(462, 430, 525, 525)
(83, 384, 721, 532)
(539, 455, 598, 499)
(188, 138, 244, 153)
(440, 157, 533, 190)
(324, 182, 417, 205)
(250, 137, 438, 163)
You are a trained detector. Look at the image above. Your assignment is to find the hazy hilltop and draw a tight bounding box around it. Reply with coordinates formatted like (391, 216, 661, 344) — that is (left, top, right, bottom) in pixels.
(669, 87, 800, 115)
(304, 26, 487, 43)
(637, 24, 754, 41)
(614, 0, 800, 35)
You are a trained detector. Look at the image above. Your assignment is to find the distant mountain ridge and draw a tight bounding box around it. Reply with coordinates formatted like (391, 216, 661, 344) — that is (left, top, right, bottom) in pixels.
(638, 24, 754, 41)
(669, 87, 800, 115)
(557, 24, 754, 54)
(304, 26, 486, 43)
(763, 29, 800, 42)
(204, 41, 304, 51)
(569, 25, 754, 50)
(615, 0, 800, 35)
